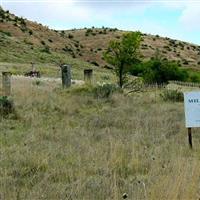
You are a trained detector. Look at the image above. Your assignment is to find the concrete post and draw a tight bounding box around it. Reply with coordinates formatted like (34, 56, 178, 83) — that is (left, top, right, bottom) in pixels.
(84, 69, 93, 84)
(61, 64, 71, 88)
(31, 62, 35, 72)
(2, 72, 11, 96)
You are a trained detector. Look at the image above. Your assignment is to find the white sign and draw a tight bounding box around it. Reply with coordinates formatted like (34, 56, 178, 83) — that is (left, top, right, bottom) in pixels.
(184, 91, 200, 127)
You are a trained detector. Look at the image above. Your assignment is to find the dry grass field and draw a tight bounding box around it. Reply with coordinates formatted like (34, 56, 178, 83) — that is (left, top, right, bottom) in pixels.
(2, 6, 200, 200)
(1, 74, 200, 200)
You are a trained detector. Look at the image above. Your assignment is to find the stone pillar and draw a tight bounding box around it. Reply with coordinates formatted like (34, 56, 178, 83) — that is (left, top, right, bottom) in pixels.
(31, 62, 35, 72)
(2, 72, 11, 96)
(84, 69, 93, 84)
(61, 64, 71, 88)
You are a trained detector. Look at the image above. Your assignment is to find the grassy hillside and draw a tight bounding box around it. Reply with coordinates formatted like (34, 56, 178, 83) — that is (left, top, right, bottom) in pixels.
(1, 6, 200, 200)
(1, 77, 200, 199)
(1, 6, 200, 70)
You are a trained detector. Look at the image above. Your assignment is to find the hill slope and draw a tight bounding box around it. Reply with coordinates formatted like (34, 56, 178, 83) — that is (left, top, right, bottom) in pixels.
(1, 6, 200, 70)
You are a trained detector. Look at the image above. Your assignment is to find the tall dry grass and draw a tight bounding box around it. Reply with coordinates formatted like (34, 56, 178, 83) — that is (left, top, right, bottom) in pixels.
(1, 77, 200, 200)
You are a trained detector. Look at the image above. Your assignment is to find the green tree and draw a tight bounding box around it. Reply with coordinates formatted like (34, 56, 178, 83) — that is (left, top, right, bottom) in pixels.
(142, 58, 188, 84)
(129, 49, 189, 84)
(104, 32, 141, 88)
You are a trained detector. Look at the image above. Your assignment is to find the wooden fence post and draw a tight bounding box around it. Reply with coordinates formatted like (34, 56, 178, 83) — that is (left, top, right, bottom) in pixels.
(2, 72, 12, 96)
(84, 69, 93, 84)
(188, 127, 192, 149)
(61, 64, 71, 88)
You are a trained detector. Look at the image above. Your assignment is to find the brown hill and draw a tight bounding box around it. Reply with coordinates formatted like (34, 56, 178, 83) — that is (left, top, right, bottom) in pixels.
(1, 6, 200, 70)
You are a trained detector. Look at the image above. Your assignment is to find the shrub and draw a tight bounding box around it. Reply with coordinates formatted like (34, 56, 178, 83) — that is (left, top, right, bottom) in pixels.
(60, 31, 65, 37)
(163, 45, 171, 51)
(41, 45, 50, 54)
(190, 74, 200, 83)
(74, 43, 79, 48)
(24, 39, 33, 45)
(41, 40, 46, 45)
(90, 61, 99, 66)
(85, 29, 93, 36)
(20, 26, 28, 32)
(101, 75, 110, 80)
(160, 89, 183, 102)
(93, 83, 119, 98)
(68, 33, 74, 39)
(182, 60, 189, 65)
(28, 30, 33, 35)
(34, 80, 42, 86)
(0, 30, 12, 37)
(0, 96, 14, 116)
(19, 17, 26, 26)
(131, 57, 188, 84)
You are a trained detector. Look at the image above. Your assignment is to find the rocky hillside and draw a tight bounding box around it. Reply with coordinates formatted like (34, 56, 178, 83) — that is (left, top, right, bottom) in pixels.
(1, 6, 200, 70)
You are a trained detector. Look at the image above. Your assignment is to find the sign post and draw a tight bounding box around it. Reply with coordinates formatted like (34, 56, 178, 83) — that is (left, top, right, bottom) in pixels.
(188, 127, 192, 148)
(184, 91, 200, 148)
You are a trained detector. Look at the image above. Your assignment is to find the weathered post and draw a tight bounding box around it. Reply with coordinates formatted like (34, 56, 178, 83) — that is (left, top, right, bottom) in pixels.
(61, 64, 71, 88)
(84, 69, 93, 84)
(31, 62, 35, 72)
(188, 127, 192, 148)
(2, 72, 12, 96)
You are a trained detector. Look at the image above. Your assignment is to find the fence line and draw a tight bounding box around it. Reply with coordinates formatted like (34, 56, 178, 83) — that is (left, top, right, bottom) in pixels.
(126, 80, 200, 94)
(126, 83, 166, 94)
(169, 80, 200, 88)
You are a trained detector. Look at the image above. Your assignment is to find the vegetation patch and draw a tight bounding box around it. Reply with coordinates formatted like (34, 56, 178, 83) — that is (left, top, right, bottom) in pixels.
(0, 96, 14, 116)
(160, 89, 184, 102)
(93, 83, 119, 99)
(0, 30, 12, 37)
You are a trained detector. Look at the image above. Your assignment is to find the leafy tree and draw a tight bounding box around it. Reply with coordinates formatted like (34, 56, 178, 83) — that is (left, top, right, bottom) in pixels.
(129, 49, 189, 84)
(141, 57, 188, 84)
(104, 32, 141, 88)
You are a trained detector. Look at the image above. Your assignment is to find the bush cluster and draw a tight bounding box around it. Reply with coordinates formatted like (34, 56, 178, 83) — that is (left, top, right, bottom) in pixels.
(0, 96, 14, 116)
(129, 57, 188, 84)
(0, 30, 12, 37)
(93, 83, 119, 98)
(160, 89, 183, 102)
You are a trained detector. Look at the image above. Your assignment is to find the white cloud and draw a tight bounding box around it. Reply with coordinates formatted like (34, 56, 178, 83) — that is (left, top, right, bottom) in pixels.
(2, 1, 92, 28)
(179, 3, 200, 31)
(1, 0, 150, 29)
(1, 0, 200, 44)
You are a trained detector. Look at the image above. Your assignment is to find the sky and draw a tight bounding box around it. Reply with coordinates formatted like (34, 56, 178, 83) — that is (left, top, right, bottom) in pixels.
(1, 0, 200, 45)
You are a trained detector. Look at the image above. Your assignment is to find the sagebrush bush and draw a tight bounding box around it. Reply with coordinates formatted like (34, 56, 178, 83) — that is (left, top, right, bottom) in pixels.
(0, 30, 12, 37)
(0, 96, 14, 116)
(93, 83, 119, 98)
(68, 33, 74, 39)
(160, 89, 183, 102)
